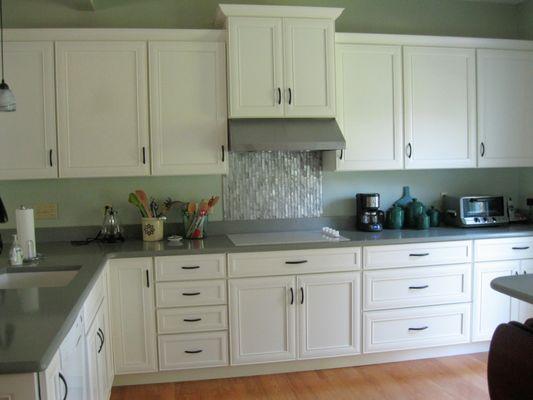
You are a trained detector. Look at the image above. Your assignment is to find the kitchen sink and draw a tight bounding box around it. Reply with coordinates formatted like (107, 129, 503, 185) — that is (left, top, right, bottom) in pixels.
(0, 266, 81, 289)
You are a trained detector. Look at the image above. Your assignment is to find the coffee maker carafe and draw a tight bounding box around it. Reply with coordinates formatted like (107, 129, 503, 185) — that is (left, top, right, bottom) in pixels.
(356, 193, 384, 232)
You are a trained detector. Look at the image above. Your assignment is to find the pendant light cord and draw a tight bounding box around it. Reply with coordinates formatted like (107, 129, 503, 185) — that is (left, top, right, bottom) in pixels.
(0, 0, 5, 83)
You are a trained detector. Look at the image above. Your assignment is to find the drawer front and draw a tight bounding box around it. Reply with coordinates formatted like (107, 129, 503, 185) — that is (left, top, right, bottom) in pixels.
(155, 254, 226, 281)
(156, 280, 226, 308)
(363, 264, 472, 310)
(228, 247, 361, 278)
(475, 237, 533, 261)
(157, 306, 228, 334)
(83, 268, 105, 333)
(363, 241, 472, 269)
(158, 331, 228, 371)
(363, 303, 471, 353)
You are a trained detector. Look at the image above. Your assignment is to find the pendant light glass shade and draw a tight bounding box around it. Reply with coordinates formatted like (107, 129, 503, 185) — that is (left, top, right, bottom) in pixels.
(0, 80, 15, 111)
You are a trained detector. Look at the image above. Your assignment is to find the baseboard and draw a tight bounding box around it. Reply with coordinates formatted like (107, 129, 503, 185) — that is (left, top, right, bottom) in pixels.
(112, 341, 490, 387)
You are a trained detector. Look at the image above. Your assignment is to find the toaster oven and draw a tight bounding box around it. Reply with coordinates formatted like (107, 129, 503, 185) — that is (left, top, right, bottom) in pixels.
(443, 195, 509, 227)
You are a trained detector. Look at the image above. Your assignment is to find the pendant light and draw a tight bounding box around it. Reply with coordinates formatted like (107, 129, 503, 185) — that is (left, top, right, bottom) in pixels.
(0, 0, 15, 112)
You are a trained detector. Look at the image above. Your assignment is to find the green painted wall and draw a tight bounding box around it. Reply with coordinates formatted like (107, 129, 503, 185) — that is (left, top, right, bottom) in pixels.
(4, 0, 522, 39)
(519, 0, 533, 39)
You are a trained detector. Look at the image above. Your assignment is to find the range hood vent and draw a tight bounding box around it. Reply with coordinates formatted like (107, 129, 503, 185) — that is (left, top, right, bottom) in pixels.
(228, 118, 346, 152)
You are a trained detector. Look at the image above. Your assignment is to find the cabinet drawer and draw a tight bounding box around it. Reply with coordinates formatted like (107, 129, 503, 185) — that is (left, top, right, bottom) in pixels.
(158, 331, 228, 371)
(363, 264, 472, 310)
(156, 280, 226, 308)
(155, 254, 226, 281)
(363, 241, 472, 269)
(157, 306, 228, 334)
(83, 269, 105, 333)
(363, 303, 471, 353)
(228, 247, 361, 278)
(475, 237, 533, 261)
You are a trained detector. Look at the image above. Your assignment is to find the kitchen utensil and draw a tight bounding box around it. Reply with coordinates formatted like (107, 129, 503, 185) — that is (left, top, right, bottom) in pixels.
(135, 190, 153, 218)
(406, 198, 425, 228)
(427, 207, 441, 227)
(356, 193, 384, 232)
(385, 203, 404, 229)
(128, 192, 148, 217)
(100, 205, 124, 243)
(142, 217, 164, 241)
(395, 186, 414, 208)
(416, 213, 430, 230)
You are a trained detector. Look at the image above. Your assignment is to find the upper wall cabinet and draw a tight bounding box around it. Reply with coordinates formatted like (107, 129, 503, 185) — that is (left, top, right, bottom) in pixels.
(403, 46, 477, 169)
(56, 41, 150, 178)
(323, 44, 403, 171)
(221, 5, 341, 118)
(477, 49, 533, 168)
(0, 42, 57, 180)
(149, 41, 228, 176)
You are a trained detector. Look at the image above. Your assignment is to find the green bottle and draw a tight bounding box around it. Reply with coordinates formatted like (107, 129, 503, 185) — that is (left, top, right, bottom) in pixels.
(406, 198, 425, 228)
(427, 207, 441, 228)
(416, 213, 430, 230)
(385, 203, 404, 229)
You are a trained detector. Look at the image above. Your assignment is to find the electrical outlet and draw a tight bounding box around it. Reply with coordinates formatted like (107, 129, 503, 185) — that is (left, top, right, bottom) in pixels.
(440, 192, 447, 198)
(35, 203, 58, 220)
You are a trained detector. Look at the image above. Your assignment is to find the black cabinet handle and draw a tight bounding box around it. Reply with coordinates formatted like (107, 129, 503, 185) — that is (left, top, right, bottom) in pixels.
(340, 149, 343, 160)
(480, 142, 485, 157)
(409, 285, 429, 290)
(142, 146, 147, 164)
(99, 328, 105, 345)
(49, 149, 53, 167)
(277, 87, 281, 105)
(300, 287, 304, 304)
(181, 266, 200, 270)
(290, 287, 294, 305)
(221, 145, 225, 162)
(288, 88, 292, 105)
(285, 260, 308, 265)
(183, 318, 202, 322)
(182, 292, 201, 296)
(408, 326, 428, 331)
(409, 253, 429, 257)
(184, 349, 203, 354)
(146, 270, 150, 288)
(512, 246, 530, 250)
(58, 372, 68, 400)
(406, 143, 412, 158)
(97, 329, 104, 354)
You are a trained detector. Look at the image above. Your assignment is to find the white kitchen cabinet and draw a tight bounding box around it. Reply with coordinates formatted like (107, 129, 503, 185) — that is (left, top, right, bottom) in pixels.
(227, 17, 284, 118)
(226, 16, 335, 118)
(109, 258, 158, 374)
(0, 41, 57, 180)
(324, 44, 403, 171)
(403, 47, 476, 169)
(477, 49, 533, 167)
(149, 41, 228, 176)
(55, 41, 150, 178)
(229, 276, 296, 365)
(516, 260, 533, 323)
(39, 351, 62, 400)
(283, 18, 335, 117)
(297, 272, 360, 359)
(472, 261, 519, 342)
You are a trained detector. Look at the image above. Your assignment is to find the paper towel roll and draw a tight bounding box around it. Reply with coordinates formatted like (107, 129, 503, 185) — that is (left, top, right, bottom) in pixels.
(16, 207, 36, 260)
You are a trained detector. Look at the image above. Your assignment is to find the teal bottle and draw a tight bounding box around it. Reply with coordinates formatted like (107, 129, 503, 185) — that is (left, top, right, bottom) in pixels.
(395, 186, 414, 208)
(385, 203, 404, 230)
(416, 213, 430, 230)
(406, 198, 425, 228)
(427, 207, 441, 227)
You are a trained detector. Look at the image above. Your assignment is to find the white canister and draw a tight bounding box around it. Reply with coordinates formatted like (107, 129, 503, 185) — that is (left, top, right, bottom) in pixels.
(141, 218, 164, 242)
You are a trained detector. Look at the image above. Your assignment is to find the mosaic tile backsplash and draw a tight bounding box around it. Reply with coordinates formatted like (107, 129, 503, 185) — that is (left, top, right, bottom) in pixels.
(223, 152, 323, 220)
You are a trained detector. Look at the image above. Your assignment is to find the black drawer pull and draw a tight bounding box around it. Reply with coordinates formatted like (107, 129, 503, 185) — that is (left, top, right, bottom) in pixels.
(181, 266, 200, 270)
(58, 372, 68, 400)
(183, 318, 202, 322)
(290, 287, 294, 305)
(409, 285, 429, 290)
(408, 326, 428, 331)
(185, 349, 203, 354)
(512, 246, 530, 250)
(409, 253, 429, 257)
(182, 292, 201, 296)
(285, 260, 308, 265)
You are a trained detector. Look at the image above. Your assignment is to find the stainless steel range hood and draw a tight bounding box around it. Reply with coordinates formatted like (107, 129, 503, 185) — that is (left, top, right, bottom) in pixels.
(228, 118, 346, 152)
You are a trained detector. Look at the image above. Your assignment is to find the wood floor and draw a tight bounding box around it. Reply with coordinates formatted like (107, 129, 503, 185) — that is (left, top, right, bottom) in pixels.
(110, 353, 489, 400)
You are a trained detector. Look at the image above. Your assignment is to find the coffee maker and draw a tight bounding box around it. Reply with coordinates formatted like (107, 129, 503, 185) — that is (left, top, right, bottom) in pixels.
(356, 193, 384, 232)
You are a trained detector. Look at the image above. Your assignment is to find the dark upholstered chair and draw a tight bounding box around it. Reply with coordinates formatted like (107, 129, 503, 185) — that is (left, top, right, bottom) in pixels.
(487, 318, 533, 400)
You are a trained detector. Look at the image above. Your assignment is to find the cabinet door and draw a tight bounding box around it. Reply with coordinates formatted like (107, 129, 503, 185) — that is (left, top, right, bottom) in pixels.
(56, 41, 150, 177)
(328, 44, 402, 171)
(227, 17, 284, 118)
(477, 50, 533, 167)
(39, 351, 61, 400)
(149, 41, 227, 175)
(86, 314, 100, 400)
(283, 18, 335, 117)
(229, 276, 296, 365)
(404, 47, 476, 169)
(297, 272, 360, 359)
(109, 258, 157, 374)
(0, 42, 57, 180)
(517, 260, 533, 323)
(472, 261, 518, 341)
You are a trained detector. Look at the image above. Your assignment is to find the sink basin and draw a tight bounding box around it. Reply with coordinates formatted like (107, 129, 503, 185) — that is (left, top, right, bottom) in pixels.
(0, 267, 81, 289)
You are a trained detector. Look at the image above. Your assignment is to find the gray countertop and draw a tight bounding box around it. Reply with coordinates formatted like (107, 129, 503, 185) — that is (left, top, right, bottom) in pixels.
(2, 224, 533, 375)
(491, 274, 533, 304)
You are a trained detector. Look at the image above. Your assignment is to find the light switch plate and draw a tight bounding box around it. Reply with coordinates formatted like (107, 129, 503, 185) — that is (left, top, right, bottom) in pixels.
(35, 203, 58, 220)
